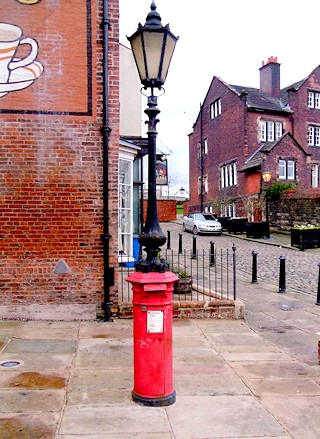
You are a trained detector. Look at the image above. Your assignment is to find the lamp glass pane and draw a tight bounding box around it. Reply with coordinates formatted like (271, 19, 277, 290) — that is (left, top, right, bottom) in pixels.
(143, 31, 164, 80)
(160, 33, 176, 83)
(130, 33, 147, 81)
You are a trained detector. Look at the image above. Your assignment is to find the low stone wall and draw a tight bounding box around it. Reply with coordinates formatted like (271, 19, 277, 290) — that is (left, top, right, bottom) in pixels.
(117, 299, 245, 320)
(270, 190, 320, 231)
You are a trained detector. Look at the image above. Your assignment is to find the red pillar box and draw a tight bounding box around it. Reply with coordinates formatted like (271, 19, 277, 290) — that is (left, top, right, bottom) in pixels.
(126, 270, 178, 406)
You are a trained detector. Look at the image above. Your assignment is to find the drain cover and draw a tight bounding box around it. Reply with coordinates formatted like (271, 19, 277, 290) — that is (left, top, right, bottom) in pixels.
(0, 361, 21, 368)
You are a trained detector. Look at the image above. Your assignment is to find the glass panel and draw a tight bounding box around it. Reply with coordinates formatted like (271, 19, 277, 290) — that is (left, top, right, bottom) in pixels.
(279, 160, 286, 179)
(119, 159, 131, 184)
(287, 161, 295, 180)
(311, 164, 318, 187)
(120, 185, 131, 209)
(267, 121, 274, 141)
(308, 126, 314, 145)
(160, 32, 176, 84)
(119, 209, 131, 234)
(259, 121, 266, 141)
(316, 127, 320, 146)
(130, 33, 147, 82)
(308, 91, 314, 108)
(143, 31, 163, 80)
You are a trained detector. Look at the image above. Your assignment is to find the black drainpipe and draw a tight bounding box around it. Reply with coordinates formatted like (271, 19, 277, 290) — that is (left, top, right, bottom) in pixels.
(100, 0, 114, 322)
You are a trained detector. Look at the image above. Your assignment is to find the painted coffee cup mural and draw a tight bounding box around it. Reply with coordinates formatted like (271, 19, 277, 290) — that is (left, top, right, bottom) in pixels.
(0, 22, 43, 98)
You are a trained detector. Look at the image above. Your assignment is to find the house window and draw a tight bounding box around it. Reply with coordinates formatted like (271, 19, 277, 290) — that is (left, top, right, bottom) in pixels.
(279, 159, 295, 180)
(308, 125, 320, 146)
(119, 159, 133, 256)
(210, 98, 221, 119)
(259, 120, 283, 142)
(221, 162, 237, 188)
(204, 138, 208, 155)
(204, 175, 208, 193)
(311, 164, 319, 187)
(308, 91, 320, 109)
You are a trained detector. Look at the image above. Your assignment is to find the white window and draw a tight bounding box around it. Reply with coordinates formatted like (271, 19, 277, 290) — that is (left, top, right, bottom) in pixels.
(221, 166, 225, 188)
(308, 125, 320, 146)
(308, 91, 314, 108)
(279, 159, 286, 179)
(287, 160, 295, 180)
(259, 121, 266, 141)
(311, 164, 319, 187)
(220, 162, 237, 188)
(210, 98, 221, 119)
(279, 159, 295, 180)
(267, 121, 274, 141)
(204, 138, 208, 155)
(204, 175, 208, 193)
(308, 91, 320, 108)
(260, 120, 282, 142)
(275, 122, 283, 139)
(119, 159, 133, 256)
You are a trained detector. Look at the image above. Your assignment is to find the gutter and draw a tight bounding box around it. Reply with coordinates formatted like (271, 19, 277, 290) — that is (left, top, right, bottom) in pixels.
(100, 0, 114, 321)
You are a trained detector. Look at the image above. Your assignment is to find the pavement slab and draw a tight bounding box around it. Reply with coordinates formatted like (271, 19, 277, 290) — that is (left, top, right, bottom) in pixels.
(59, 405, 172, 436)
(166, 395, 286, 439)
(262, 396, 320, 439)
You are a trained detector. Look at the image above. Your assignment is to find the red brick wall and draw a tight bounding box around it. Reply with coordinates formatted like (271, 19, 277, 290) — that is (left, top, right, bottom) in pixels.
(0, 0, 119, 308)
(143, 200, 177, 222)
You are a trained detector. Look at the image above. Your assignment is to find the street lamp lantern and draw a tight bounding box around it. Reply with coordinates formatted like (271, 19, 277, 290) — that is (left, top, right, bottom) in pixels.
(127, 1, 178, 90)
(262, 170, 272, 183)
(261, 170, 272, 239)
(127, 1, 178, 272)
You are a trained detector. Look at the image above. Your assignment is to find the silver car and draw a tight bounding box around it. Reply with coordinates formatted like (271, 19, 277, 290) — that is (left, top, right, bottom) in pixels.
(182, 213, 222, 235)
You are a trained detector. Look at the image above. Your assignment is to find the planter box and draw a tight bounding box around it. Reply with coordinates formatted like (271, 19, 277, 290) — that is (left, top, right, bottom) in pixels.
(246, 221, 268, 239)
(217, 217, 230, 231)
(174, 277, 192, 294)
(291, 228, 320, 251)
(227, 218, 247, 234)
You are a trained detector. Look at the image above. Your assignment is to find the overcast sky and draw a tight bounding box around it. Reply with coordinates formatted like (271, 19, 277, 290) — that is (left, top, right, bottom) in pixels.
(119, 0, 320, 193)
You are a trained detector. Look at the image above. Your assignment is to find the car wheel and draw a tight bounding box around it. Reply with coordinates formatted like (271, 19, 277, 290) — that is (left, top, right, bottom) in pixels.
(193, 226, 199, 235)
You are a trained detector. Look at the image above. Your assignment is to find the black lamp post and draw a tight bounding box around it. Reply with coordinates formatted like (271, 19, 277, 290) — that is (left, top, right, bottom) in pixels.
(128, 1, 178, 272)
(262, 170, 272, 239)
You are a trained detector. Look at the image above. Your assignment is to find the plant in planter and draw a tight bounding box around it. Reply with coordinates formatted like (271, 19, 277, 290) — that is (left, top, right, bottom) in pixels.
(291, 224, 320, 250)
(173, 268, 192, 294)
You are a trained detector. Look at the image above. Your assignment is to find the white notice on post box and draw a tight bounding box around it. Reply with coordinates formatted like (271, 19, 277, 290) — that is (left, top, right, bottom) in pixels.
(147, 310, 164, 333)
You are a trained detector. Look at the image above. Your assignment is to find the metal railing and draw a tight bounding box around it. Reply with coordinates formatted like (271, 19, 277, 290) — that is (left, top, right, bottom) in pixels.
(118, 244, 237, 304)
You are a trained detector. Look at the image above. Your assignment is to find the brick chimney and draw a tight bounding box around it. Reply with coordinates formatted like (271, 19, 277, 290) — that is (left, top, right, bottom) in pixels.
(259, 56, 280, 97)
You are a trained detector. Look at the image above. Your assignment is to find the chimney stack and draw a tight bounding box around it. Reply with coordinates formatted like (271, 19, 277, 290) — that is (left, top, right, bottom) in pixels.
(259, 56, 280, 97)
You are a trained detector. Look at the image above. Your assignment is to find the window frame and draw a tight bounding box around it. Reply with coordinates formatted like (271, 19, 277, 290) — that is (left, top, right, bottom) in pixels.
(259, 120, 283, 142)
(210, 98, 221, 119)
(220, 162, 237, 188)
(311, 164, 319, 187)
(279, 159, 295, 181)
(308, 125, 320, 146)
(308, 90, 320, 109)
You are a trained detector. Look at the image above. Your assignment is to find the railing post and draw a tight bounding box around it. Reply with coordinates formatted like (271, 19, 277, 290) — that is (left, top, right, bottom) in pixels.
(178, 232, 182, 254)
(192, 235, 197, 259)
(278, 255, 286, 293)
(316, 263, 320, 306)
(251, 250, 258, 283)
(210, 240, 215, 266)
(167, 230, 171, 250)
(232, 243, 236, 300)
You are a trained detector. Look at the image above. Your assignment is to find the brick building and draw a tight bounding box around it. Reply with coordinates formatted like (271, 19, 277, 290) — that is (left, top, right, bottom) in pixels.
(0, 0, 120, 319)
(189, 57, 320, 220)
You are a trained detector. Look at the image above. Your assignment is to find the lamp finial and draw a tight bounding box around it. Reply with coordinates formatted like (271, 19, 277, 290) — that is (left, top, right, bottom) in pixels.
(145, 1, 162, 29)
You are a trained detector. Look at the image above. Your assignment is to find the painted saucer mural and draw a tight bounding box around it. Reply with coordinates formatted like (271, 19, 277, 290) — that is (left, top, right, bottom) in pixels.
(0, 58, 43, 97)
